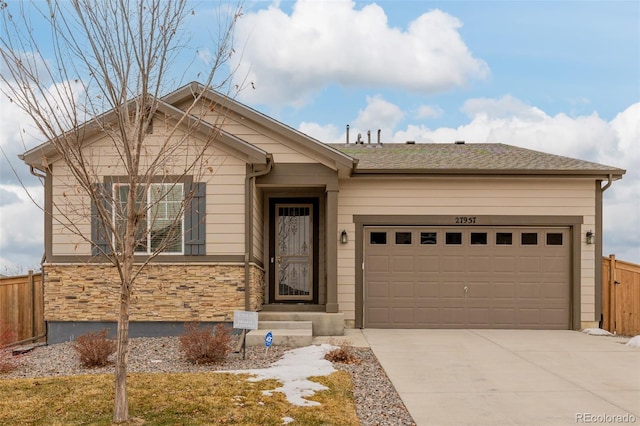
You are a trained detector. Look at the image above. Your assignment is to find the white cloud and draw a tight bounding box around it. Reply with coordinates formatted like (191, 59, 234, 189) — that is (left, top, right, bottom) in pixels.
(232, 0, 488, 105)
(416, 104, 444, 119)
(0, 184, 44, 274)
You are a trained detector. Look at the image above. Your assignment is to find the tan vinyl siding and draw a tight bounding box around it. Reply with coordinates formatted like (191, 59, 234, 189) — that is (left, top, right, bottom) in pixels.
(337, 177, 597, 323)
(186, 100, 335, 166)
(50, 129, 248, 257)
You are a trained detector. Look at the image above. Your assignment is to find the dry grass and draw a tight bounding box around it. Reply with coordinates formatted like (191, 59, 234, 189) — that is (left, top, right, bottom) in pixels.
(0, 371, 358, 425)
(325, 339, 361, 365)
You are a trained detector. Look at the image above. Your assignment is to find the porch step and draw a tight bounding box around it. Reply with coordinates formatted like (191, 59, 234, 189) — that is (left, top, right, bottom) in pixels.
(257, 311, 345, 336)
(245, 321, 313, 347)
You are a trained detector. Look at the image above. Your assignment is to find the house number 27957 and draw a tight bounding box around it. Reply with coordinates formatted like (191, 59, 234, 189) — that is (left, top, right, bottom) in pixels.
(455, 216, 477, 224)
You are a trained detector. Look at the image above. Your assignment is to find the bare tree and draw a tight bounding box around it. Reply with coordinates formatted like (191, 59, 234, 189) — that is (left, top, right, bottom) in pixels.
(0, 0, 242, 422)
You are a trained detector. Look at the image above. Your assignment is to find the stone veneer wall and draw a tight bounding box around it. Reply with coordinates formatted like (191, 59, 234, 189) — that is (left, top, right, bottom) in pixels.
(44, 263, 266, 322)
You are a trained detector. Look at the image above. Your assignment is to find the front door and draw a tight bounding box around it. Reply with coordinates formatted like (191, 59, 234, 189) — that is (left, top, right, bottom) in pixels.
(269, 198, 319, 303)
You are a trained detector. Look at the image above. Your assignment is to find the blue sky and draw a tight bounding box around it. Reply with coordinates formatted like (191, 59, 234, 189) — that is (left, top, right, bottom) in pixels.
(1, 0, 639, 272)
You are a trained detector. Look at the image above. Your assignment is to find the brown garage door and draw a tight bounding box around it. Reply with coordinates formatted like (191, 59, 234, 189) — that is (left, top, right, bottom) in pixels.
(364, 226, 571, 329)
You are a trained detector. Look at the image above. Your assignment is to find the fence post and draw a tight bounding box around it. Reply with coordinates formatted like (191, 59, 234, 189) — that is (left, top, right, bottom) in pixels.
(29, 270, 36, 341)
(609, 255, 616, 334)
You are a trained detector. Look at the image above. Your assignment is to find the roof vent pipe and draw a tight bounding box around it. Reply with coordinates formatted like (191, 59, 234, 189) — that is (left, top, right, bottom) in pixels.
(346, 125, 350, 144)
(367, 130, 371, 144)
(377, 129, 381, 144)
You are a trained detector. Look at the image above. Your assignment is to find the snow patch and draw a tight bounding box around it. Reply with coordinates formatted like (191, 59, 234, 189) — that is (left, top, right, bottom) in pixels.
(282, 417, 294, 424)
(626, 336, 640, 348)
(582, 328, 614, 336)
(223, 344, 337, 407)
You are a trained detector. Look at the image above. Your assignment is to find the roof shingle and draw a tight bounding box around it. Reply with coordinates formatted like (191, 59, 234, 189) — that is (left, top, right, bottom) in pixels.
(327, 142, 625, 176)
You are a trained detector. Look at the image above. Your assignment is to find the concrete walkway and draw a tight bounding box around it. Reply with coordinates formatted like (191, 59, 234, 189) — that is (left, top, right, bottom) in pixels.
(360, 329, 640, 426)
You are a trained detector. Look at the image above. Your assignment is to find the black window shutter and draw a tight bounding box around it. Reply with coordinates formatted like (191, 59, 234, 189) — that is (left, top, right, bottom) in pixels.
(91, 183, 112, 256)
(184, 182, 206, 255)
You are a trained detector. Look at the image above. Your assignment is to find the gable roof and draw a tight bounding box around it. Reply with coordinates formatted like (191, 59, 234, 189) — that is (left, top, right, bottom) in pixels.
(327, 142, 625, 178)
(20, 92, 270, 171)
(163, 82, 356, 173)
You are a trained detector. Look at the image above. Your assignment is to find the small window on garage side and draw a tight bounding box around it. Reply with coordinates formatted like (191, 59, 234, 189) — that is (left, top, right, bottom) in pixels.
(396, 232, 412, 245)
(470, 232, 487, 245)
(370, 232, 387, 245)
(445, 232, 462, 245)
(522, 232, 538, 245)
(546, 233, 563, 246)
(420, 232, 437, 244)
(496, 232, 512, 245)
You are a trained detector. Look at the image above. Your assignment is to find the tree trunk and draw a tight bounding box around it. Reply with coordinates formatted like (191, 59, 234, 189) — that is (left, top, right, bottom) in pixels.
(113, 277, 131, 423)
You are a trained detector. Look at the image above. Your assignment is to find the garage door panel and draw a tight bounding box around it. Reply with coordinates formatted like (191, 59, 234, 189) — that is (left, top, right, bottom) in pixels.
(416, 281, 440, 298)
(494, 256, 516, 272)
(416, 308, 440, 325)
(493, 282, 515, 299)
(364, 226, 570, 329)
(392, 281, 415, 298)
(493, 308, 515, 327)
(367, 308, 389, 327)
(441, 281, 465, 299)
(516, 308, 542, 327)
(519, 257, 541, 272)
(391, 308, 415, 326)
(416, 256, 440, 272)
(467, 308, 490, 326)
(368, 256, 389, 272)
(467, 256, 491, 272)
(367, 280, 390, 298)
(443, 256, 465, 272)
(441, 308, 465, 326)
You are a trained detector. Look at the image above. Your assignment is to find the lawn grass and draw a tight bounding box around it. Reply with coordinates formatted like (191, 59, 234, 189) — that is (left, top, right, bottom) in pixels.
(0, 371, 358, 425)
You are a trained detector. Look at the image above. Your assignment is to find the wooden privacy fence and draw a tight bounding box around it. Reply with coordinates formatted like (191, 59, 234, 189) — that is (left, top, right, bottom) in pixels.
(602, 255, 640, 336)
(0, 271, 46, 345)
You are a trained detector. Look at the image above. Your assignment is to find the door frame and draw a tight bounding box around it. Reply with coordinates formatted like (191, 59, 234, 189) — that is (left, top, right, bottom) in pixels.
(269, 197, 320, 304)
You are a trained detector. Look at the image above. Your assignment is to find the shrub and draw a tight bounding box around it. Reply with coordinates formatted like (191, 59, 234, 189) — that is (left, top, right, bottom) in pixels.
(325, 339, 361, 365)
(179, 322, 232, 364)
(72, 329, 117, 368)
(0, 323, 18, 373)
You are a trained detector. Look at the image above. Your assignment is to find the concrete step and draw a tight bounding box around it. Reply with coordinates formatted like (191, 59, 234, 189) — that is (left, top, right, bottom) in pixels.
(256, 320, 313, 331)
(258, 312, 345, 336)
(245, 328, 313, 347)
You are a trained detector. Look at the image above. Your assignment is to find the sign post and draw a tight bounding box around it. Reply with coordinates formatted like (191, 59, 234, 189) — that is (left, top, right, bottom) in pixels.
(233, 311, 259, 360)
(264, 330, 273, 355)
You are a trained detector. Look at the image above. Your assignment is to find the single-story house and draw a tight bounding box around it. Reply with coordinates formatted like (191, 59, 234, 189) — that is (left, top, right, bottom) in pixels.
(20, 82, 626, 344)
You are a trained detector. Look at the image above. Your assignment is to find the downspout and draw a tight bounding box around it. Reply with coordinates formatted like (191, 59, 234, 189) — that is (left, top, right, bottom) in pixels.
(22, 162, 48, 345)
(596, 174, 613, 327)
(244, 154, 273, 311)
(601, 174, 613, 192)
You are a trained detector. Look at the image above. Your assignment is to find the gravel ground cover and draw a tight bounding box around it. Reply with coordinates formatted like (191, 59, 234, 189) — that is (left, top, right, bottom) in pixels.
(2, 336, 415, 425)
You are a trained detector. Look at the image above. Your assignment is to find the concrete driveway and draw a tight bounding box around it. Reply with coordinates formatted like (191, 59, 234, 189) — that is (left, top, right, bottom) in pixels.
(362, 329, 640, 426)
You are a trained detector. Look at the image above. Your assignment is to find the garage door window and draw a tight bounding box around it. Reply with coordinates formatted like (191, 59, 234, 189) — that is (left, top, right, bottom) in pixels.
(420, 232, 437, 244)
(370, 232, 387, 245)
(522, 232, 538, 245)
(496, 232, 513, 245)
(471, 232, 487, 245)
(445, 232, 462, 245)
(396, 232, 412, 245)
(546, 233, 563, 246)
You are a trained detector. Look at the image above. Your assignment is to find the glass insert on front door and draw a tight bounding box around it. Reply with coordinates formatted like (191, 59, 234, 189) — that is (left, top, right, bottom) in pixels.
(276, 205, 312, 300)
